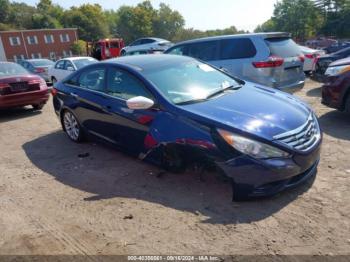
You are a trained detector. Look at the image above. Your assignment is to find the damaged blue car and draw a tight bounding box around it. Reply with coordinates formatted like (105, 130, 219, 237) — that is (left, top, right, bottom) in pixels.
(52, 55, 322, 200)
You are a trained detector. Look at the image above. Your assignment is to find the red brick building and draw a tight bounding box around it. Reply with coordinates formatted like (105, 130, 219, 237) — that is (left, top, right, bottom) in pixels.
(0, 28, 78, 62)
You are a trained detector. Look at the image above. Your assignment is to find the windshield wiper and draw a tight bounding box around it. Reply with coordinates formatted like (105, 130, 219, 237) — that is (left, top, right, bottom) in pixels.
(205, 85, 241, 99)
(175, 98, 209, 105)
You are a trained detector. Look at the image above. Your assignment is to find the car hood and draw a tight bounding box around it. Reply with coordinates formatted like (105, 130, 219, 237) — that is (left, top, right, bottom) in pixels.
(179, 84, 311, 140)
(329, 57, 350, 67)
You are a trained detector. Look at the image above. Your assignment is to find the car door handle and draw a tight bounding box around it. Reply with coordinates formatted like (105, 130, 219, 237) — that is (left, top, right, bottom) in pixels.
(70, 92, 78, 99)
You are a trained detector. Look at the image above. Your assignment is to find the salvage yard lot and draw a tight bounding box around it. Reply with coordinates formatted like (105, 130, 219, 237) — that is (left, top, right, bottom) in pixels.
(0, 79, 349, 255)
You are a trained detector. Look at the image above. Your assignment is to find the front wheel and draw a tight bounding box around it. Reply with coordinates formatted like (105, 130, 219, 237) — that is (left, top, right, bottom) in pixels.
(62, 110, 84, 142)
(52, 77, 57, 85)
(120, 50, 126, 56)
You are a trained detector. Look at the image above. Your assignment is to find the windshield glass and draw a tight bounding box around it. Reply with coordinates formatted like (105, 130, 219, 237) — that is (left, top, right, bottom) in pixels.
(30, 59, 54, 66)
(143, 61, 239, 104)
(74, 58, 98, 69)
(0, 63, 28, 76)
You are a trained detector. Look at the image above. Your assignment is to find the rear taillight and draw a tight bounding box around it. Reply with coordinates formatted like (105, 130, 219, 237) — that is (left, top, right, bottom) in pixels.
(299, 55, 305, 63)
(305, 54, 314, 59)
(252, 56, 284, 68)
(0, 83, 10, 95)
(29, 79, 47, 89)
(51, 87, 58, 96)
(35, 68, 45, 73)
(0, 83, 10, 88)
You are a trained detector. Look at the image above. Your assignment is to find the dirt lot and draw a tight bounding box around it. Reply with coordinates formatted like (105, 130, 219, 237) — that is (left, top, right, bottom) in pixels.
(0, 79, 349, 255)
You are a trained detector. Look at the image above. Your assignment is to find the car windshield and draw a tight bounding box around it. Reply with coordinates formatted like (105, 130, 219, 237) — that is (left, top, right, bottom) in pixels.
(73, 58, 98, 69)
(30, 59, 54, 66)
(143, 61, 240, 105)
(0, 63, 28, 76)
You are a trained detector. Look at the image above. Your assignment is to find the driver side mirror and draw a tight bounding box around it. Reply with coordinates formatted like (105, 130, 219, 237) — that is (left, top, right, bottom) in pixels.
(126, 96, 154, 110)
(67, 66, 75, 71)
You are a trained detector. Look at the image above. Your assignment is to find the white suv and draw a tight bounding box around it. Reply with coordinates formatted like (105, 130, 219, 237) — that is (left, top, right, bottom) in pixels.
(121, 37, 172, 56)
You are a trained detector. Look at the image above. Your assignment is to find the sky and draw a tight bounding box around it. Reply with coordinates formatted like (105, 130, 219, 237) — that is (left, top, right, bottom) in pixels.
(21, 0, 278, 32)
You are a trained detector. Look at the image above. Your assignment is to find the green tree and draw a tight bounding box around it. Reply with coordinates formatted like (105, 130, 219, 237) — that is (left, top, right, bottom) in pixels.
(63, 4, 109, 41)
(7, 2, 36, 29)
(254, 19, 276, 33)
(71, 40, 87, 55)
(153, 3, 185, 40)
(272, 0, 323, 41)
(0, 0, 10, 23)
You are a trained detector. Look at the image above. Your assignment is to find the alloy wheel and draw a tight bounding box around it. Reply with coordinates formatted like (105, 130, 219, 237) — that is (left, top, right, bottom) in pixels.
(63, 111, 80, 141)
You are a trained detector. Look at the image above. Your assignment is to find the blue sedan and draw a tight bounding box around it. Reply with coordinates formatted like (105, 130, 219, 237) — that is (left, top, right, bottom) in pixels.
(52, 54, 322, 200)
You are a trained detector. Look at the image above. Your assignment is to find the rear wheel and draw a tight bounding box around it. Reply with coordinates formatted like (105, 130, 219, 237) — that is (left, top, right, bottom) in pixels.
(62, 110, 84, 142)
(120, 50, 126, 56)
(32, 103, 45, 110)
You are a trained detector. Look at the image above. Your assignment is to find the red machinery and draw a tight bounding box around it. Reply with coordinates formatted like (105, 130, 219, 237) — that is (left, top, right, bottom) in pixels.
(87, 38, 125, 60)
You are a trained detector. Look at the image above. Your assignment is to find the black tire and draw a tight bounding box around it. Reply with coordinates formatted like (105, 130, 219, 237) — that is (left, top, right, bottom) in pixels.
(161, 145, 186, 173)
(61, 110, 84, 143)
(32, 103, 45, 110)
(120, 50, 126, 56)
(344, 93, 350, 114)
(52, 77, 57, 85)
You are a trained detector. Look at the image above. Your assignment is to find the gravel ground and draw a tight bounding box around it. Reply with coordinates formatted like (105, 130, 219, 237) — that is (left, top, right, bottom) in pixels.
(0, 79, 349, 255)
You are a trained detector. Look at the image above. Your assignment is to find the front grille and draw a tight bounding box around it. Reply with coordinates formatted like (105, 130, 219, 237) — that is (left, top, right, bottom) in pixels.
(273, 114, 320, 152)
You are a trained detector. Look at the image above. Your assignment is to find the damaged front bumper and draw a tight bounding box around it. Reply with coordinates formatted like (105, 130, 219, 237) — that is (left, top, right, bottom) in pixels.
(215, 144, 321, 199)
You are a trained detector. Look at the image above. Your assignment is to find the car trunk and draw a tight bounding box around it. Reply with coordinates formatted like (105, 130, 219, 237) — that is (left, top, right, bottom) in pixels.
(265, 37, 304, 88)
(0, 76, 42, 96)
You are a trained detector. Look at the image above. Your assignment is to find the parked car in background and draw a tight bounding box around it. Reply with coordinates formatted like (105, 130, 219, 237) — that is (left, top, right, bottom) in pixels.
(52, 55, 321, 200)
(322, 57, 350, 113)
(18, 59, 54, 83)
(315, 46, 350, 79)
(120, 38, 172, 56)
(48, 57, 98, 84)
(165, 32, 305, 93)
(0, 62, 49, 110)
(324, 42, 350, 54)
(299, 45, 325, 73)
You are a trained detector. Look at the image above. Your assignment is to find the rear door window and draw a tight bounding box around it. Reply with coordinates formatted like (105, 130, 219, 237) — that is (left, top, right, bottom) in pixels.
(265, 37, 301, 58)
(219, 38, 257, 60)
(186, 41, 219, 61)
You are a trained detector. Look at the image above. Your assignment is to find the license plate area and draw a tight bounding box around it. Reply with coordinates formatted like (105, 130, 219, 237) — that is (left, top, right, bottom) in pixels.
(10, 82, 29, 92)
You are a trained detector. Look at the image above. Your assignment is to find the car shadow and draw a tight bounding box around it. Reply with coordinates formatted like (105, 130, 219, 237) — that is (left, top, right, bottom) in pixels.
(22, 131, 316, 225)
(318, 110, 350, 141)
(306, 87, 322, 97)
(0, 107, 42, 124)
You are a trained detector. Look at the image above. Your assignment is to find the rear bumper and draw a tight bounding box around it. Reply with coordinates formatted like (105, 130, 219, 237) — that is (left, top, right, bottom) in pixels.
(0, 89, 49, 109)
(216, 142, 321, 198)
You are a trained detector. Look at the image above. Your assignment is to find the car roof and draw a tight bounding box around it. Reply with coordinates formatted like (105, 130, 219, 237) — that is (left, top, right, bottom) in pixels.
(26, 59, 52, 62)
(104, 54, 195, 71)
(136, 37, 169, 42)
(59, 57, 96, 62)
(170, 32, 291, 46)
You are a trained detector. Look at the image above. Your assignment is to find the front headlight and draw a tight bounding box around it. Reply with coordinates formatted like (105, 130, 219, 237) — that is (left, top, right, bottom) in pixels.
(217, 129, 290, 159)
(325, 65, 350, 76)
